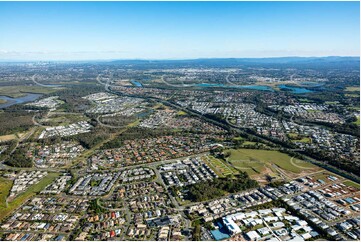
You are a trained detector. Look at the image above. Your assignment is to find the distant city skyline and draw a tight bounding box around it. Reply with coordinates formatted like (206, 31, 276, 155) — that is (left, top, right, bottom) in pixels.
(0, 1, 359, 61)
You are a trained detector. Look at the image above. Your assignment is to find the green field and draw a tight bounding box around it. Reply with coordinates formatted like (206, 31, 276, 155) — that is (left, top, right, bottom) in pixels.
(298, 98, 312, 103)
(242, 141, 258, 146)
(343, 180, 360, 189)
(176, 110, 187, 116)
(0, 172, 60, 221)
(345, 93, 360, 98)
(229, 159, 264, 175)
(0, 85, 58, 98)
(292, 137, 311, 143)
(44, 113, 88, 126)
(203, 156, 238, 177)
(345, 86, 360, 92)
(288, 133, 311, 143)
(311, 172, 339, 183)
(226, 149, 318, 174)
(287, 133, 299, 139)
(0, 177, 13, 209)
(353, 116, 360, 126)
(325, 101, 340, 105)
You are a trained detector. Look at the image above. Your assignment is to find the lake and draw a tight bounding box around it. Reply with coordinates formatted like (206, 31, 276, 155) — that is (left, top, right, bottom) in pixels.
(195, 83, 274, 91)
(300, 81, 325, 87)
(0, 93, 42, 109)
(131, 80, 143, 87)
(277, 84, 313, 94)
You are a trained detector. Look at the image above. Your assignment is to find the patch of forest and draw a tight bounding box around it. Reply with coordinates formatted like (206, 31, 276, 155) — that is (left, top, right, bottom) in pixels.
(185, 172, 259, 202)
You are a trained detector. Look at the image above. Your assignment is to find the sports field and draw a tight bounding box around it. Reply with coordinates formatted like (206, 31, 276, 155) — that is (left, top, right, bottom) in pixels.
(225, 149, 319, 175)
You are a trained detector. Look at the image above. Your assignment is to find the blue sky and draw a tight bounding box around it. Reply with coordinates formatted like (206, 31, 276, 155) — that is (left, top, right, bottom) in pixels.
(0, 1, 359, 60)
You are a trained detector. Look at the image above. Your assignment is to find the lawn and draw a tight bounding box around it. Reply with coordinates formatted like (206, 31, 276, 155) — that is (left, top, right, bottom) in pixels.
(0, 172, 60, 222)
(287, 133, 298, 139)
(225, 149, 318, 174)
(242, 141, 258, 146)
(292, 137, 311, 143)
(343, 180, 360, 189)
(176, 110, 187, 116)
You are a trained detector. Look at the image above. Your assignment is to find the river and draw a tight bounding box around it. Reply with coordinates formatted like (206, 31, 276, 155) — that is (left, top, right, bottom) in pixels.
(0, 93, 42, 109)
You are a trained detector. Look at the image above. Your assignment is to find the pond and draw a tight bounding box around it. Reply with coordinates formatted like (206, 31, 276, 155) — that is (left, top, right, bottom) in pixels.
(136, 110, 153, 118)
(0, 93, 42, 109)
(131, 80, 143, 87)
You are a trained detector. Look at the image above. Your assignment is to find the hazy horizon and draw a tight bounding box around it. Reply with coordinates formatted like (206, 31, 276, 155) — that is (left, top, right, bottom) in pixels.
(0, 2, 359, 61)
(0, 55, 360, 63)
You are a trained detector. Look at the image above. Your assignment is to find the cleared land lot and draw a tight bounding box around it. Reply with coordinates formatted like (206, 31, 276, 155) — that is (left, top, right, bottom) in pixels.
(225, 149, 319, 178)
(0, 172, 60, 221)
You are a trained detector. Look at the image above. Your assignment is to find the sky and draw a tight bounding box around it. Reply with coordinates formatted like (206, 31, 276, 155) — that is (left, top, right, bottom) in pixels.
(0, 1, 359, 61)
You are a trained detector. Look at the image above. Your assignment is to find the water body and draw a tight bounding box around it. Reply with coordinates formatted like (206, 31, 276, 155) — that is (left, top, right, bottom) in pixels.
(136, 110, 153, 118)
(131, 80, 143, 87)
(277, 84, 313, 94)
(195, 83, 274, 91)
(40, 83, 62, 88)
(0, 93, 42, 109)
(300, 81, 325, 87)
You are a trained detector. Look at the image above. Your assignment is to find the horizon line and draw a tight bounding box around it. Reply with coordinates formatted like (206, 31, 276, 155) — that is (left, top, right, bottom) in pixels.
(0, 55, 360, 63)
